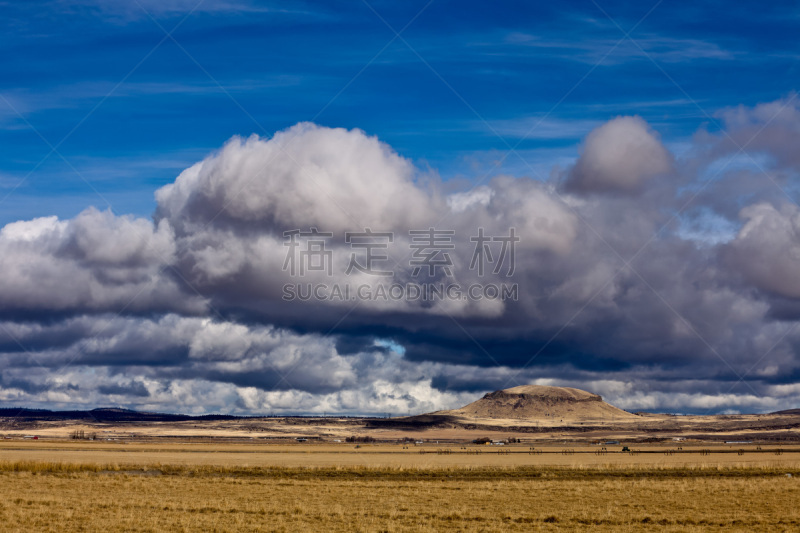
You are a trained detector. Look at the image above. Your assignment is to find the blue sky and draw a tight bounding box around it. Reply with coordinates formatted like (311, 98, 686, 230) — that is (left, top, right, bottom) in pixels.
(1, 0, 798, 225)
(2, 1, 800, 415)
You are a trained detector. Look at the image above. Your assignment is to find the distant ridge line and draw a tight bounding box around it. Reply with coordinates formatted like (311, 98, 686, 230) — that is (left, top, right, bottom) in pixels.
(0, 408, 378, 421)
(0, 407, 241, 422)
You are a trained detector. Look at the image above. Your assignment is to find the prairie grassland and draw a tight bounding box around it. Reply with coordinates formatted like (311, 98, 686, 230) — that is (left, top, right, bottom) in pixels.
(2, 441, 799, 469)
(1, 442, 799, 531)
(0, 463, 798, 532)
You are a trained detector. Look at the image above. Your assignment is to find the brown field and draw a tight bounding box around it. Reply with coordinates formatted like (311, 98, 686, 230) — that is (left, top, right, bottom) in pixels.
(2, 440, 800, 469)
(1, 441, 800, 531)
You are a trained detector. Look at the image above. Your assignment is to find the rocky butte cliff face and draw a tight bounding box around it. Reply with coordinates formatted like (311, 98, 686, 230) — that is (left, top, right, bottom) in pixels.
(439, 385, 638, 421)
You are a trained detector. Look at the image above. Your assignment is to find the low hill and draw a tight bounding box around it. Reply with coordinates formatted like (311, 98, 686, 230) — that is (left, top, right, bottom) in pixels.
(771, 409, 800, 416)
(435, 385, 638, 422)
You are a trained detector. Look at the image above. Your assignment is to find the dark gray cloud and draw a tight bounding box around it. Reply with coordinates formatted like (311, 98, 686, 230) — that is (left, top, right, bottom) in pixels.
(2, 97, 800, 415)
(97, 381, 150, 398)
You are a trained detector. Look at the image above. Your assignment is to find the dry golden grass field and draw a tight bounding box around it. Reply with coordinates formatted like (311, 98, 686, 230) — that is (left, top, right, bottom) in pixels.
(1, 441, 800, 531)
(2, 441, 800, 468)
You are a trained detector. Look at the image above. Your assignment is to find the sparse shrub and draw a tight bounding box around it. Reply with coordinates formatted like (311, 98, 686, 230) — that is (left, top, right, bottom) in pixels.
(345, 436, 376, 443)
